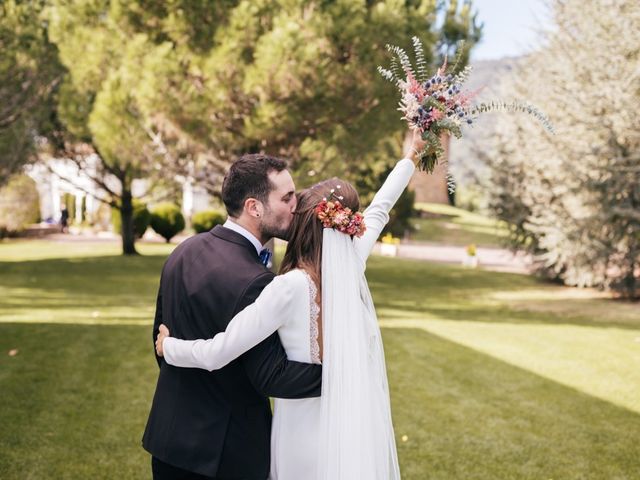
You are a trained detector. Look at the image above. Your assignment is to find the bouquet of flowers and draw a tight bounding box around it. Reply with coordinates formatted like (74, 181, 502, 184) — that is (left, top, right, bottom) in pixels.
(378, 37, 554, 173)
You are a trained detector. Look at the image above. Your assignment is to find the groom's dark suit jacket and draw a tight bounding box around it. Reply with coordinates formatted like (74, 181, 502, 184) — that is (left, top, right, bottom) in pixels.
(143, 226, 322, 479)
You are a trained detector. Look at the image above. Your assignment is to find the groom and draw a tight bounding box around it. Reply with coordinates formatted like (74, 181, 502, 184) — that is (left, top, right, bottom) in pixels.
(143, 154, 322, 479)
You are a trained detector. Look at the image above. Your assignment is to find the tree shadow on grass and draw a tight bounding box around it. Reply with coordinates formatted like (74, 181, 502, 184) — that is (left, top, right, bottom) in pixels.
(382, 327, 640, 480)
(0, 255, 167, 322)
(367, 257, 640, 331)
(1, 321, 639, 479)
(2, 254, 636, 330)
(376, 300, 640, 330)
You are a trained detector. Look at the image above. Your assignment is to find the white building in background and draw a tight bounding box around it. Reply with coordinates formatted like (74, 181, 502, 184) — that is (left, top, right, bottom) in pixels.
(180, 176, 212, 222)
(27, 155, 215, 229)
(27, 156, 104, 226)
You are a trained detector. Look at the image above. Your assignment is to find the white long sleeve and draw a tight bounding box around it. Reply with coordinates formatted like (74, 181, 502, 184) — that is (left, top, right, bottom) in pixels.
(162, 274, 298, 371)
(354, 158, 415, 263)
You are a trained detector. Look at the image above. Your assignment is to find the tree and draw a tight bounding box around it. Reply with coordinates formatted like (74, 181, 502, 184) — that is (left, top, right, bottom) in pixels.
(43, 0, 481, 254)
(202, 0, 480, 199)
(98, 0, 481, 193)
(111, 201, 151, 239)
(44, 0, 193, 254)
(0, 0, 64, 186)
(485, 0, 640, 298)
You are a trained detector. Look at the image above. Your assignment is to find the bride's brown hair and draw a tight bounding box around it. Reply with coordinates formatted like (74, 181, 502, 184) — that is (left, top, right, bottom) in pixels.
(279, 178, 360, 286)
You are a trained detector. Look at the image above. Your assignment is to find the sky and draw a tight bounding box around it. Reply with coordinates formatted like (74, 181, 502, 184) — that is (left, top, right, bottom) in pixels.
(469, 0, 550, 60)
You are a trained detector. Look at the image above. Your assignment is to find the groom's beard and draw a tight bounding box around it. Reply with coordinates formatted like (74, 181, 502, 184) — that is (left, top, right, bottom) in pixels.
(259, 214, 292, 242)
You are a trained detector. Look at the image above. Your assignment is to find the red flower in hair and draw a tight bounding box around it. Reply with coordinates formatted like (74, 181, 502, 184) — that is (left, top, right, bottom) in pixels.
(315, 198, 366, 237)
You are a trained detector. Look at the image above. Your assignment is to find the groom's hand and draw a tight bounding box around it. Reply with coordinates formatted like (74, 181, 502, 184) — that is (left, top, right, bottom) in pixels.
(155, 324, 170, 357)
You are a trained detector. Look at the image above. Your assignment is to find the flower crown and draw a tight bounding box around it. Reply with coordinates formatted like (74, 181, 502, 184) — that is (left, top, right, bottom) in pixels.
(314, 186, 366, 238)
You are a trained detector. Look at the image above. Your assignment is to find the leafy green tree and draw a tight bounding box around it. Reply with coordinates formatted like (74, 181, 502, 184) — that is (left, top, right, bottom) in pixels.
(91, 0, 481, 193)
(438, 0, 482, 66)
(0, 0, 64, 186)
(44, 0, 192, 254)
(485, 0, 640, 298)
(186, 0, 480, 192)
(42, 0, 480, 254)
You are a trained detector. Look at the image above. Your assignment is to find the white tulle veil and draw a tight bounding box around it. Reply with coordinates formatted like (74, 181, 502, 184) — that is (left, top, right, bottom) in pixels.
(317, 228, 401, 479)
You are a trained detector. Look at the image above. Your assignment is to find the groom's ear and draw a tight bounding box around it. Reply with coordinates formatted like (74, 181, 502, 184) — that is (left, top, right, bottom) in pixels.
(244, 197, 264, 219)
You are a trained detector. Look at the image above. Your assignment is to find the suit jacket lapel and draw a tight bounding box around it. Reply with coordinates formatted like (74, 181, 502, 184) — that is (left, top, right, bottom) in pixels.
(210, 225, 261, 262)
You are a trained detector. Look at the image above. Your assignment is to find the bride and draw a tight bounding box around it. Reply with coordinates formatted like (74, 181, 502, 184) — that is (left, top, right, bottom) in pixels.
(156, 133, 422, 479)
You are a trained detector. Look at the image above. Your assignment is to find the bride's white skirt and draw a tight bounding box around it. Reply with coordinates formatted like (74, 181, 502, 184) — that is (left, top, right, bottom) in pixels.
(270, 397, 321, 480)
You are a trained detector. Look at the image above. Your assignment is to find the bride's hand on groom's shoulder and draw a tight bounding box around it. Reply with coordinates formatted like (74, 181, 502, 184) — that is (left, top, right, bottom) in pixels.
(155, 324, 170, 357)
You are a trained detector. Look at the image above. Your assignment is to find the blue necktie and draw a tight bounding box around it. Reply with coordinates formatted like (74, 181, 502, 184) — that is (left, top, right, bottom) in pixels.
(259, 248, 272, 267)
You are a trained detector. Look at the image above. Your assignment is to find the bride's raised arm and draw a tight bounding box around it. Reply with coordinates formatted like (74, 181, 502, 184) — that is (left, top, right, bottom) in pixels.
(353, 132, 420, 263)
(160, 274, 298, 371)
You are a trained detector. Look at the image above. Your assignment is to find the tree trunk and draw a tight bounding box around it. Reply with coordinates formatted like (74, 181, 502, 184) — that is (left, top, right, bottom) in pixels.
(120, 188, 138, 255)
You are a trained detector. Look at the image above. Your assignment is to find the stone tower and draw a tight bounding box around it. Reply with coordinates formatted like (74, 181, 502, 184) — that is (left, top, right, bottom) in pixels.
(409, 134, 450, 204)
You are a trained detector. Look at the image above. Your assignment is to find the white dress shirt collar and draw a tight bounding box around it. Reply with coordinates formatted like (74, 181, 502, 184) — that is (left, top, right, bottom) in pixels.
(223, 219, 264, 255)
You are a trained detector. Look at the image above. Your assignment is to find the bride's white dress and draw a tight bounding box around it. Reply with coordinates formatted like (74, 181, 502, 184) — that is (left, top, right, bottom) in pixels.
(269, 269, 322, 479)
(163, 158, 415, 479)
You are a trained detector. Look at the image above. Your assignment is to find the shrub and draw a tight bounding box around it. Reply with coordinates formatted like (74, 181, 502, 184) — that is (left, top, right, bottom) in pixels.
(150, 203, 185, 243)
(111, 201, 151, 238)
(192, 209, 226, 233)
(0, 174, 40, 236)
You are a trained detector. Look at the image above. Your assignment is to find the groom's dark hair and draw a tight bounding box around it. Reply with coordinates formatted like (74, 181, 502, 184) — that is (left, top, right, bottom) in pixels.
(222, 153, 288, 217)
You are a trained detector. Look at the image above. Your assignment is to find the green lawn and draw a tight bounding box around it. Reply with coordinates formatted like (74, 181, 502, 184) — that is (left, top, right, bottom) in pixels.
(1, 239, 639, 479)
(409, 202, 509, 247)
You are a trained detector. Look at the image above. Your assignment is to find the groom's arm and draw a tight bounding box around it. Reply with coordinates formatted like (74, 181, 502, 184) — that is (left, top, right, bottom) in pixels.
(236, 273, 322, 399)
